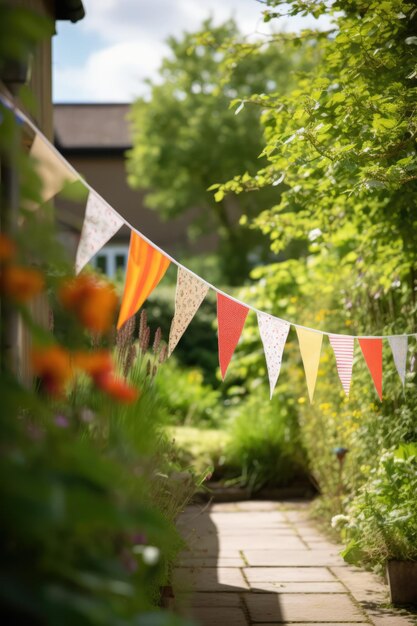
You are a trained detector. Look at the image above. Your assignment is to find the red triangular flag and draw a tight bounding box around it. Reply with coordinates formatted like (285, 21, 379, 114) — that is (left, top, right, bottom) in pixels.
(217, 293, 249, 379)
(358, 338, 383, 400)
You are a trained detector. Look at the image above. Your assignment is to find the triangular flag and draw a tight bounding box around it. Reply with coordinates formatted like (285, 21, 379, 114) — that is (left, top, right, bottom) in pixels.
(217, 293, 249, 380)
(76, 191, 124, 274)
(117, 232, 170, 329)
(30, 133, 78, 203)
(168, 267, 209, 356)
(296, 327, 323, 403)
(257, 313, 290, 398)
(329, 334, 355, 396)
(358, 338, 383, 400)
(388, 336, 408, 386)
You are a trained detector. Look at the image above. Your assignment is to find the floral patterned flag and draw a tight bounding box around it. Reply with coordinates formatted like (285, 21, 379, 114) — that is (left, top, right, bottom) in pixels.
(117, 232, 170, 329)
(257, 312, 290, 398)
(30, 133, 78, 203)
(358, 338, 383, 400)
(217, 293, 249, 380)
(76, 191, 124, 274)
(168, 267, 209, 356)
(296, 327, 323, 403)
(388, 335, 408, 386)
(329, 334, 355, 396)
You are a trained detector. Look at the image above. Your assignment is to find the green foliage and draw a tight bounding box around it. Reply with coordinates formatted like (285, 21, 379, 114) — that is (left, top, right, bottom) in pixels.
(207, 0, 417, 567)
(127, 19, 302, 283)
(0, 7, 195, 625)
(155, 358, 222, 427)
(340, 444, 417, 569)
(226, 391, 308, 492)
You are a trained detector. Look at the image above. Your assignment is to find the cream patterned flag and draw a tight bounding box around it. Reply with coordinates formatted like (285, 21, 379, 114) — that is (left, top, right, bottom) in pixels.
(168, 267, 209, 356)
(388, 336, 408, 386)
(296, 327, 323, 403)
(75, 190, 124, 274)
(30, 133, 78, 203)
(329, 334, 355, 396)
(257, 312, 290, 398)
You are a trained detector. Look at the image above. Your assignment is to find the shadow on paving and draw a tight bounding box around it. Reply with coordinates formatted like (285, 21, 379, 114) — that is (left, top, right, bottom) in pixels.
(173, 503, 288, 626)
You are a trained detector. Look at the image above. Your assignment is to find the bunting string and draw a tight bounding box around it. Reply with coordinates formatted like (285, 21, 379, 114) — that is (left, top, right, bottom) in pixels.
(0, 94, 417, 354)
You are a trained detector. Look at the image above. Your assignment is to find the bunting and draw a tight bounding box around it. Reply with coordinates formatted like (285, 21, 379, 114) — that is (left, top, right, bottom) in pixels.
(296, 328, 323, 403)
(257, 313, 290, 398)
(217, 294, 249, 380)
(30, 134, 77, 203)
(76, 191, 124, 274)
(117, 232, 170, 329)
(358, 338, 383, 400)
(168, 268, 209, 356)
(329, 334, 355, 396)
(4, 91, 414, 404)
(388, 336, 408, 386)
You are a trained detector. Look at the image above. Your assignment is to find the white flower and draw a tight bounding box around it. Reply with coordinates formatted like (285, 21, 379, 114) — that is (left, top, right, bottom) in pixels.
(331, 514, 350, 530)
(142, 546, 160, 566)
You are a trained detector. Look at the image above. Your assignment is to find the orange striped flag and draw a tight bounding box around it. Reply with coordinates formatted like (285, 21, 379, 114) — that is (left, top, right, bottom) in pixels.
(117, 232, 170, 329)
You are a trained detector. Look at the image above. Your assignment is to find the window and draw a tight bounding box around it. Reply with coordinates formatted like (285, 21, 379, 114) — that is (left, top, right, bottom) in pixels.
(91, 245, 129, 278)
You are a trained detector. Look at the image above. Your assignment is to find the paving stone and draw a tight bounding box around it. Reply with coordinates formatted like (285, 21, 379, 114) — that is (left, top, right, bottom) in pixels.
(180, 592, 242, 607)
(330, 566, 417, 626)
(174, 567, 249, 592)
(248, 581, 347, 593)
(217, 534, 307, 551)
(243, 549, 344, 567)
(210, 503, 241, 512)
(178, 555, 245, 567)
(330, 565, 388, 601)
(244, 567, 337, 583)
(253, 623, 368, 625)
(244, 592, 365, 622)
(303, 536, 343, 554)
(210, 511, 287, 524)
(188, 606, 248, 626)
(236, 501, 282, 512)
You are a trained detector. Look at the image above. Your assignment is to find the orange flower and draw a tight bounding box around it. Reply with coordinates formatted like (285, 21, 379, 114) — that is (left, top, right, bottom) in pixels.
(0, 265, 44, 303)
(95, 373, 139, 404)
(32, 345, 73, 396)
(73, 350, 113, 381)
(0, 234, 16, 262)
(60, 274, 118, 333)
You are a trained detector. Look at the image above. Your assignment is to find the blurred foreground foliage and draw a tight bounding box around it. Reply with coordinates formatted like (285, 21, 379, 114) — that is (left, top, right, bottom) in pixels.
(0, 6, 195, 625)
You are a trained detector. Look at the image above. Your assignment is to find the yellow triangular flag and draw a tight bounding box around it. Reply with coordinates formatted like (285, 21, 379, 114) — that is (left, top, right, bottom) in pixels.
(296, 327, 323, 403)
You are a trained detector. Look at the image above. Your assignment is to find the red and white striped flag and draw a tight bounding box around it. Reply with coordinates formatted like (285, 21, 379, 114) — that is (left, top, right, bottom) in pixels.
(329, 335, 355, 396)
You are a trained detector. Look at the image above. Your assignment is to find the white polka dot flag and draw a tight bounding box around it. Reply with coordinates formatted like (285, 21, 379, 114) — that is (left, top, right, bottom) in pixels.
(388, 336, 408, 386)
(329, 334, 355, 396)
(76, 190, 124, 274)
(168, 267, 209, 356)
(257, 313, 290, 398)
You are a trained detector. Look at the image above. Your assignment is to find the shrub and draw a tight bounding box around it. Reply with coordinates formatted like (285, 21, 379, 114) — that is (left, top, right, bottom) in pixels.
(339, 444, 417, 572)
(226, 389, 308, 492)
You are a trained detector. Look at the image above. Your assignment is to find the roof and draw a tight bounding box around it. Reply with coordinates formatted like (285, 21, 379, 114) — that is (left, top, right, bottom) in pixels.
(54, 103, 132, 151)
(54, 0, 85, 23)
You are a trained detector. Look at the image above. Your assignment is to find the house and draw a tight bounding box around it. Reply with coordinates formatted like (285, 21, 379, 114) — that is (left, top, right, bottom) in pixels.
(0, 0, 85, 381)
(54, 103, 218, 277)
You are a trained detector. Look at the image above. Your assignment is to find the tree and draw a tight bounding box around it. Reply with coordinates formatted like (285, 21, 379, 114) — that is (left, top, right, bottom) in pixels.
(215, 0, 417, 536)
(127, 19, 300, 284)
(218, 1, 417, 326)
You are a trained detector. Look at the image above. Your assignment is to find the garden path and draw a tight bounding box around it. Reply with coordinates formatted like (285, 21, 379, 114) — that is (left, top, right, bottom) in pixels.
(173, 501, 416, 626)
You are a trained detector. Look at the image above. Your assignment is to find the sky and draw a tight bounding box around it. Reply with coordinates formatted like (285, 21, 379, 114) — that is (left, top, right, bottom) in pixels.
(53, 0, 329, 103)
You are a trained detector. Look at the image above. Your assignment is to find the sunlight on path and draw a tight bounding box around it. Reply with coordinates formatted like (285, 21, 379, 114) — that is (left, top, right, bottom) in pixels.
(174, 501, 415, 626)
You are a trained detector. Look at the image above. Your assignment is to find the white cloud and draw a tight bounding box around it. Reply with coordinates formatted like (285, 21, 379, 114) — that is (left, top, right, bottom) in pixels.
(54, 39, 167, 102)
(54, 0, 332, 102)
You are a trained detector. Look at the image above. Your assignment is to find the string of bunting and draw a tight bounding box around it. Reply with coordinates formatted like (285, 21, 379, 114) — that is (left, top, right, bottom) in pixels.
(2, 93, 415, 403)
